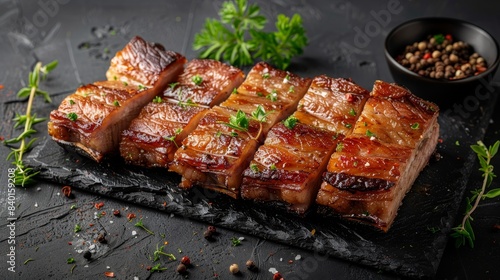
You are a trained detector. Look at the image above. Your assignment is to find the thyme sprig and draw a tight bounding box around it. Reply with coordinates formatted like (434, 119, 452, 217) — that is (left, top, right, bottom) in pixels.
(134, 218, 155, 235)
(451, 140, 500, 248)
(153, 244, 176, 262)
(4, 60, 58, 186)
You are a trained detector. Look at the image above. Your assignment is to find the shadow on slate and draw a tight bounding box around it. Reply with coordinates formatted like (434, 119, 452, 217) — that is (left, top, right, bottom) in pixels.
(26, 89, 499, 279)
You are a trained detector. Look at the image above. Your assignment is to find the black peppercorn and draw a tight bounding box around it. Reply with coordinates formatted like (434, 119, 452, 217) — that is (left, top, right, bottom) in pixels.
(83, 251, 91, 260)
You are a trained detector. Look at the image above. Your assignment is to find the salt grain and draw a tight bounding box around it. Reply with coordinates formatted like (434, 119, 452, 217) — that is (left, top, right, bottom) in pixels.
(34, 202, 38, 207)
(280, 258, 283, 261)
(36, 187, 41, 191)
(134, 277, 139, 280)
(295, 254, 302, 260)
(56, 192, 60, 196)
(109, 220, 113, 224)
(269, 267, 278, 274)
(132, 230, 137, 236)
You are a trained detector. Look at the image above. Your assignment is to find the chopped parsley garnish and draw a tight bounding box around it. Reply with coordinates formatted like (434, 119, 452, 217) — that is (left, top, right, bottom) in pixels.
(283, 115, 298, 129)
(336, 142, 344, 152)
(138, 84, 146, 90)
(69, 99, 75, 105)
(178, 98, 196, 108)
(74, 224, 81, 233)
(366, 130, 375, 137)
(250, 163, 260, 173)
(288, 85, 295, 93)
(232, 88, 238, 94)
(224, 110, 249, 132)
(113, 100, 120, 107)
(251, 105, 269, 122)
(411, 123, 420, 130)
(153, 96, 162, 103)
(67, 112, 78, 121)
(231, 237, 242, 246)
(122, 81, 128, 86)
(270, 163, 277, 171)
(348, 108, 356, 116)
(266, 90, 278, 101)
(344, 123, 352, 128)
(192, 74, 203, 85)
(262, 73, 270, 79)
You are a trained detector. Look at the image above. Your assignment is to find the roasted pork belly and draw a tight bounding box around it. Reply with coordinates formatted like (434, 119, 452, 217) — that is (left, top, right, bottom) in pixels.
(169, 106, 262, 198)
(316, 80, 439, 231)
(170, 63, 311, 198)
(162, 59, 244, 106)
(241, 77, 369, 214)
(48, 37, 186, 161)
(119, 59, 244, 167)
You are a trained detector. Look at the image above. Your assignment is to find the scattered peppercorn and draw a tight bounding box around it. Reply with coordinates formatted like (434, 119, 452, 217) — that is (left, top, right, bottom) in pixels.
(95, 202, 104, 210)
(61, 185, 72, 198)
(208, 225, 217, 234)
(97, 232, 107, 244)
(204, 230, 214, 240)
(229, 263, 239, 274)
(176, 263, 187, 274)
(396, 33, 488, 80)
(146, 265, 152, 271)
(83, 251, 92, 260)
(273, 272, 284, 280)
(246, 260, 257, 271)
(113, 209, 121, 216)
(127, 213, 136, 220)
(181, 256, 191, 266)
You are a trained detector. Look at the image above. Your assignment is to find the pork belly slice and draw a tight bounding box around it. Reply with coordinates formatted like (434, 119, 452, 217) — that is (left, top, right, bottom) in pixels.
(220, 61, 311, 134)
(49, 37, 186, 162)
(241, 122, 343, 214)
(169, 106, 262, 198)
(316, 80, 440, 232)
(120, 99, 208, 168)
(48, 81, 156, 161)
(241, 77, 369, 214)
(106, 36, 186, 89)
(162, 59, 244, 106)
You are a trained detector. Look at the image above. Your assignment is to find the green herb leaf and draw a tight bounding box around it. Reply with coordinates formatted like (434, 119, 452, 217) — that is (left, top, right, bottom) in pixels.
(152, 96, 162, 103)
(411, 123, 420, 130)
(270, 163, 277, 171)
(366, 130, 375, 137)
(192, 74, 203, 85)
(434, 34, 445, 45)
(134, 218, 155, 235)
(67, 112, 78, 121)
(251, 105, 269, 123)
(283, 115, 298, 129)
(250, 163, 259, 173)
(231, 237, 242, 246)
(224, 110, 249, 132)
(348, 108, 356, 116)
(452, 140, 500, 248)
(74, 224, 81, 233)
(266, 90, 278, 102)
(67, 258, 75, 264)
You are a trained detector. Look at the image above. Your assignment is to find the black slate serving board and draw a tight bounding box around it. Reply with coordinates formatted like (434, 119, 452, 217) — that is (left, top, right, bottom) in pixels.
(27, 90, 498, 279)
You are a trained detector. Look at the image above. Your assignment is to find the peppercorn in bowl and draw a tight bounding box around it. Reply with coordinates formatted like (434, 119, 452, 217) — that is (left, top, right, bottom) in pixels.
(384, 17, 499, 107)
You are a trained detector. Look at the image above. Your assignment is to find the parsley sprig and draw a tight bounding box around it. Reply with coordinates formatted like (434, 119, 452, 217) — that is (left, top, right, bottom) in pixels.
(4, 60, 58, 186)
(451, 140, 500, 248)
(193, 0, 307, 69)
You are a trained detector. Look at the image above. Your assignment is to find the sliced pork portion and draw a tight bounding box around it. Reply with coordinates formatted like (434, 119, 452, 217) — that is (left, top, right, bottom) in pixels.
(241, 77, 369, 214)
(120, 99, 208, 167)
(106, 36, 186, 89)
(162, 59, 244, 106)
(170, 63, 311, 198)
(316, 80, 439, 232)
(49, 37, 186, 162)
(120, 59, 244, 167)
(220, 61, 311, 134)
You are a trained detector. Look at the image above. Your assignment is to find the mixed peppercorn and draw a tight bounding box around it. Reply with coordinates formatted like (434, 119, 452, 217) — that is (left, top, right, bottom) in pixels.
(396, 34, 488, 80)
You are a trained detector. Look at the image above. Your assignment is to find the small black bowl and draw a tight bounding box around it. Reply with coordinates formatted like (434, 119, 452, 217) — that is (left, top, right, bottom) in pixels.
(385, 17, 499, 107)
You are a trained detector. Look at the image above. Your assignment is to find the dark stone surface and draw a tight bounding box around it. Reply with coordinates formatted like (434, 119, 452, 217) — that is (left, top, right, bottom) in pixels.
(1, 1, 499, 279)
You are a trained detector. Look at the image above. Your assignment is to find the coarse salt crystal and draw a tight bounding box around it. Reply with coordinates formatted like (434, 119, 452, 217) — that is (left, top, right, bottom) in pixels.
(134, 277, 139, 280)
(238, 237, 245, 241)
(34, 203, 38, 207)
(370, 136, 376, 141)
(36, 187, 41, 191)
(295, 254, 302, 260)
(110, 220, 113, 224)
(364, 162, 370, 167)
(268, 267, 278, 274)
(106, 266, 110, 269)
(132, 230, 137, 236)
(56, 192, 60, 196)
(280, 258, 283, 261)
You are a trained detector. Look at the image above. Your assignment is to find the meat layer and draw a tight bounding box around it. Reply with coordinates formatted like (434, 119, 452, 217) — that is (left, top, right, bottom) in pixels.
(49, 37, 186, 162)
(241, 77, 369, 214)
(316, 80, 439, 231)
